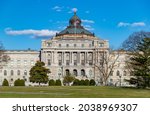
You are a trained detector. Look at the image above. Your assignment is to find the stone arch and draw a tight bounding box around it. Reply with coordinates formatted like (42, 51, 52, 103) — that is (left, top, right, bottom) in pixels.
(73, 69, 78, 76)
(81, 69, 85, 76)
(65, 69, 70, 76)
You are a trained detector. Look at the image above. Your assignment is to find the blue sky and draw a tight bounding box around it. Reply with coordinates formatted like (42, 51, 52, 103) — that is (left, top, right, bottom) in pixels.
(0, 0, 150, 50)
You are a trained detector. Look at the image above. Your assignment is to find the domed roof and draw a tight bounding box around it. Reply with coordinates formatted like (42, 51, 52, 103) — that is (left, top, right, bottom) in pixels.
(69, 12, 81, 27)
(56, 12, 94, 37)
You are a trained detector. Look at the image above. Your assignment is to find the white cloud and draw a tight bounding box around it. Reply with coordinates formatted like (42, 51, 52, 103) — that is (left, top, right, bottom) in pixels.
(5, 28, 59, 38)
(118, 22, 130, 27)
(118, 22, 146, 27)
(72, 8, 78, 12)
(82, 19, 95, 24)
(52, 6, 63, 12)
(131, 22, 146, 27)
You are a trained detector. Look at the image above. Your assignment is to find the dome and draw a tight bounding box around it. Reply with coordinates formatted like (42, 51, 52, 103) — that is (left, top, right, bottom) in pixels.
(56, 12, 94, 37)
(69, 12, 81, 27)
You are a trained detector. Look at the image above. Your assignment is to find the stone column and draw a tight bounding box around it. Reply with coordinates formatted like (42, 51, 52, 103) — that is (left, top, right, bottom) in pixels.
(77, 52, 80, 64)
(71, 52, 72, 64)
(62, 52, 64, 64)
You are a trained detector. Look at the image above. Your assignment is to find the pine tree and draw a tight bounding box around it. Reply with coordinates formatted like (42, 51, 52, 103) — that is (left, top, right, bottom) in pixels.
(29, 61, 50, 85)
(129, 38, 150, 88)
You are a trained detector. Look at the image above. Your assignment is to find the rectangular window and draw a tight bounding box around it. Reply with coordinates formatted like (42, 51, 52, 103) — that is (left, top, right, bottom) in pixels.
(58, 60, 62, 66)
(110, 71, 113, 76)
(89, 60, 93, 65)
(66, 60, 70, 66)
(47, 42, 52, 47)
(74, 60, 77, 66)
(99, 43, 104, 47)
(47, 59, 51, 66)
(81, 60, 85, 65)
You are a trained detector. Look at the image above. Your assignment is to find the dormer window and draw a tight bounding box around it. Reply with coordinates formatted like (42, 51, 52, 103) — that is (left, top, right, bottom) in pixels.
(66, 44, 69, 47)
(47, 42, 52, 47)
(89, 44, 92, 47)
(74, 44, 77, 47)
(82, 44, 84, 47)
(99, 43, 104, 47)
(59, 44, 61, 47)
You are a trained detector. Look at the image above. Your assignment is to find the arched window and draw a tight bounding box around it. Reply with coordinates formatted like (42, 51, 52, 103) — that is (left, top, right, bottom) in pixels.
(65, 69, 70, 76)
(110, 71, 113, 76)
(17, 70, 21, 76)
(24, 70, 27, 76)
(116, 70, 120, 76)
(10, 70, 14, 76)
(73, 69, 78, 76)
(11, 78, 13, 82)
(4, 70, 7, 76)
(123, 71, 127, 76)
(81, 69, 85, 76)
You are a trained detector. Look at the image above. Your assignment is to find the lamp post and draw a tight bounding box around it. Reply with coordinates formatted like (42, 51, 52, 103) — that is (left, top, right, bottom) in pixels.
(119, 75, 122, 87)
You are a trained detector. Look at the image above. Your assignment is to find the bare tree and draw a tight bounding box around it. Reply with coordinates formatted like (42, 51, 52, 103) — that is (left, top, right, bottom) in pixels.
(122, 31, 150, 51)
(0, 42, 10, 68)
(94, 48, 120, 85)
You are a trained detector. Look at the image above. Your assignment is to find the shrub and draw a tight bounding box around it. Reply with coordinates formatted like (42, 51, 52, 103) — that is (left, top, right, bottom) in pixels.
(79, 80, 85, 86)
(84, 79, 90, 86)
(14, 79, 25, 86)
(73, 79, 80, 86)
(63, 74, 74, 86)
(2, 79, 9, 86)
(55, 79, 62, 86)
(49, 79, 55, 86)
(90, 79, 96, 86)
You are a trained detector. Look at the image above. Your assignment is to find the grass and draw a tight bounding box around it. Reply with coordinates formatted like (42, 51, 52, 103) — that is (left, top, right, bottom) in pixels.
(0, 86, 150, 98)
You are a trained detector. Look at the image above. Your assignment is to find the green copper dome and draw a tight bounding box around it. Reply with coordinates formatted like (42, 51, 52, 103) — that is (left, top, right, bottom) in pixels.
(56, 12, 94, 36)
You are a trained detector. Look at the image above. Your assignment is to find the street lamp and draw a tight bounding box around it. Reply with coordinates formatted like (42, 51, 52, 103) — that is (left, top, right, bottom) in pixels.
(119, 75, 122, 87)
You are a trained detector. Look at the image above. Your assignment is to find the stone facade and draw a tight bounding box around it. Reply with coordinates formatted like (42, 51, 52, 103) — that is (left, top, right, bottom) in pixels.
(41, 34, 109, 81)
(0, 50, 39, 86)
(0, 12, 131, 86)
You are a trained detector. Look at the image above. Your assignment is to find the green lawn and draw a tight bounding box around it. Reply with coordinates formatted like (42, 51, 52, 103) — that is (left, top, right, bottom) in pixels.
(0, 86, 150, 98)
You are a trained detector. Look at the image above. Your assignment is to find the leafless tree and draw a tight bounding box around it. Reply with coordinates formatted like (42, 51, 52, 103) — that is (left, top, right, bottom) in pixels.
(122, 31, 150, 51)
(94, 48, 120, 85)
(0, 42, 10, 68)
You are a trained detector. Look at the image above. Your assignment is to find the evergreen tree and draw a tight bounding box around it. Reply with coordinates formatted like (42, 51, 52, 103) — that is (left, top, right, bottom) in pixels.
(2, 78, 9, 86)
(128, 38, 150, 88)
(29, 61, 50, 85)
